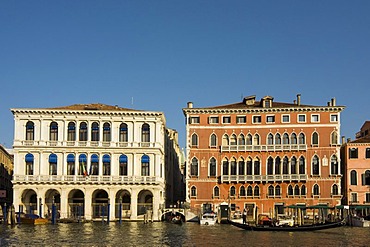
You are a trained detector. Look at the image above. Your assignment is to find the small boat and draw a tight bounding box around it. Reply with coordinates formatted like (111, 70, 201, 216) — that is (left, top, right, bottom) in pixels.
(16, 213, 49, 225)
(200, 212, 217, 225)
(229, 220, 345, 232)
(171, 215, 182, 224)
(349, 215, 370, 227)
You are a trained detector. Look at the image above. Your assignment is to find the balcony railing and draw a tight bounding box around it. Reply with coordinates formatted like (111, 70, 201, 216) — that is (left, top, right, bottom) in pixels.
(221, 174, 307, 183)
(221, 144, 307, 152)
(13, 175, 164, 184)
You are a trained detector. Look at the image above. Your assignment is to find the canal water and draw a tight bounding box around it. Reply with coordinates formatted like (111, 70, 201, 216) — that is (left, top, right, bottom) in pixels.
(0, 222, 369, 247)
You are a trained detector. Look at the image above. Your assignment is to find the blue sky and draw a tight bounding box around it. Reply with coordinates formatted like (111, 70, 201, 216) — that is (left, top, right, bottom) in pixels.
(1, 1, 370, 148)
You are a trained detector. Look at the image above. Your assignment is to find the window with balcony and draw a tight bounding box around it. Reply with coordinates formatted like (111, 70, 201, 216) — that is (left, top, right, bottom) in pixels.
(90, 154, 99, 175)
(267, 133, 274, 145)
(253, 158, 260, 175)
(119, 155, 128, 176)
(222, 159, 229, 175)
(283, 156, 289, 174)
(350, 170, 357, 185)
(298, 133, 305, 144)
(253, 134, 260, 145)
(103, 123, 111, 142)
(79, 122, 88, 141)
(299, 156, 305, 174)
(141, 155, 150, 176)
(26, 121, 35, 141)
(230, 158, 237, 175)
(189, 116, 200, 124)
(191, 133, 199, 147)
(246, 158, 252, 175)
(291, 133, 297, 145)
(312, 155, 320, 175)
(238, 134, 245, 145)
(141, 123, 150, 143)
(291, 156, 297, 174)
(67, 154, 75, 175)
(49, 154, 57, 175)
(191, 157, 199, 176)
(210, 134, 217, 147)
(331, 155, 339, 175)
(209, 157, 216, 177)
(209, 116, 219, 124)
(91, 122, 99, 141)
(275, 156, 281, 174)
(267, 157, 273, 175)
(238, 159, 245, 175)
(67, 122, 76, 141)
(349, 148, 358, 159)
(283, 133, 289, 144)
(252, 115, 261, 124)
(50, 122, 58, 141)
(222, 116, 231, 124)
(230, 134, 237, 146)
(119, 123, 128, 142)
(236, 116, 246, 124)
(275, 133, 281, 145)
(25, 153, 34, 175)
(246, 134, 252, 145)
(222, 134, 229, 146)
(103, 154, 111, 175)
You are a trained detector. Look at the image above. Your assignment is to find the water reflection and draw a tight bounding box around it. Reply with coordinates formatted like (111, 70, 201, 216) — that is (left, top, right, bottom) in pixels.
(0, 222, 369, 247)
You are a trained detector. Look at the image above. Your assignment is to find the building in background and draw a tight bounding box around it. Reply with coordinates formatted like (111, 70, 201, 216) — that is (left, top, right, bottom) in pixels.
(183, 94, 345, 219)
(11, 103, 181, 221)
(0, 145, 13, 209)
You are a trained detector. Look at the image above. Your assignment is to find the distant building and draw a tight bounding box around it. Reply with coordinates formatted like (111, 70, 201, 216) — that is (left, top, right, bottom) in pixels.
(0, 145, 13, 208)
(355, 121, 370, 139)
(341, 123, 370, 207)
(183, 95, 345, 219)
(11, 103, 181, 221)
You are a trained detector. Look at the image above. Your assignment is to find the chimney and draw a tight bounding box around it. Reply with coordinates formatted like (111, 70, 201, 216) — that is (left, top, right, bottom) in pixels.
(187, 102, 193, 108)
(341, 136, 346, 144)
(297, 94, 301, 106)
(331, 98, 336, 106)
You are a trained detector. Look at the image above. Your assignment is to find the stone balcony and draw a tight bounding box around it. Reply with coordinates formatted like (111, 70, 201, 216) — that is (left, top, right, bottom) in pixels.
(220, 144, 307, 152)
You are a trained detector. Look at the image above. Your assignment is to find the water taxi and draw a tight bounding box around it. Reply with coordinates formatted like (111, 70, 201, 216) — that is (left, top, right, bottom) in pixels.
(200, 212, 217, 225)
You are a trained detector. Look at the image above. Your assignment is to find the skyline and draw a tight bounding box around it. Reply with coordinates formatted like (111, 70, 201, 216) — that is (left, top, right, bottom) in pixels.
(1, 1, 370, 148)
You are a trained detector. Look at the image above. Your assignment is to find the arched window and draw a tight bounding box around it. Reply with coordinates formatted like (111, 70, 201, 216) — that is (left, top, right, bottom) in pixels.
(222, 134, 229, 146)
(25, 153, 34, 175)
(238, 134, 245, 145)
(350, 170, 357, 185)
(230, 134, 237, 146)
(275, 185, 281, 196)
(209, 157, 216, 177)
(267, 133, 274, 145)
(240, 186, 246, 197)
(191, 133, 198, 147)
(230, 158, 237, 175)
(288, 185, 293, 196)
(26, 121, 35, 141)
(246, 134, 252, 145)
(331, 131, 338, 145)
(141, 155, 150, 176)
(191, 186, 197, 197)
(301, 185, 306, 196)
(267, 157, 274, 175)
(191, 157, 198, 176)
(331, 155, 339, 175)
(332, 184, 339, 196)
(246, 157, 252, 175)
(268, 185, 274, 196)
(253, 158, 260, 175)
(142, 123, 150, 143)
(90, 154, 99, 175)
(247, 185, 253, 197)
(253, 134, 260, 145)
(103, 154, 111, 175)
(290, 156, 297, 174)
(49, 122, 58, 141)
(283, 133, 289, 144)
(238, 158, 245, 175)
(312, 132, 319, 145)
(79, 154, 87, 176)
(230, 186, 236, 197)
(91, 122, 99, 141)
(103, 122, 111, 142)
(210, 133, 217, 147)
(213, 186, 220, 197)
(119, 155, 128, 176)
(275, 156, 281, 174)
(298, 133, 305, 144)
(283, 156, 289, 174)
(79, 122, 88, 141)
(299, 156, 305, 174)
(254, 186, 260, 197)
(275, 133, 281, 145)
(67, 154, 75, 175)
(49, 154, 57, 175)
(291, 133, 297, 145)
(222, 158, 229, 175)
(119, 123, 128, 142)
(67, 122, 76, 141)
(294, 185, 300, 195)
(312, 155, 320, 175)
(313, 184, 320, 195)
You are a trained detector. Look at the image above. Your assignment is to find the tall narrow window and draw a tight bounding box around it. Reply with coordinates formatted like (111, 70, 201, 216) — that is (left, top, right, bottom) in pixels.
(332, 184, 339, 196)
(294, 185, 300, 196)
(267, 157, 274, 175)
(350, 170, 357, 185)
(230, 158, 237, 175)
(103, 122, 111, 142)
(313, 184, 320, 196)
(268, 185, 274, 196)
(275, 133, 281, 145)
(312, 132, 319, 145)
(254, 186, 260, 197)
(291, 133, 297, 145)
(25, 153, 34, 175)
(213, 186, 220, 197)
(366, 148, 370, 159)
(230, 186, 236, 197)
(301, 185, 306, 196)
(298, 133, 305, 144)
(253, 158, 260, 175)
(191, 133, 198, 147)
(141, 155, 150, 176)
(246, 134, 252, 145)
(253, 134, 260, 145)
(67, 122, 76, 141)
(299, 156, 305, 174)
(222, 159, 229, 175)
(90, 154, 99, 175)
(79, 154, 87, 176)
(91, 122, 99, 141)
(210, 133, 217, 147)
(283, 156, 289, 174)
(290, 156, 297, 174)
(103, 154, 111, 175)
(238, 158, 245, 175)
(331, 155, 339, 175)
(191, 157, 198, 176)
(267, 134, 274, 145)
(79, 122, 88, 141)
(67, 154, 75, 175)
(142, 123, 150, 143)
(119, 123, 128, 142)
(312, 155, 320, 175)
(191, 186, 197, 197)
(246, 158, 253, 175)
(240, 186, 246, 197)
(49, 122, 58, 141)
(238, 134, 245, 145)
(119, 155, 128, 176)
(247, 186, 253, 197)
(49, 154, 57, 175)
(275, 185, 281, 196)
(26, 121, 35, 141)
(230, 134, 237, 146)
(222, 134, 229, 146)
(331, 131, 338, 145)
(288, 185, 293, 196)
(275, 156, 281, 174)
(283, 133, 289, 144)
(209, 157, 216, 177)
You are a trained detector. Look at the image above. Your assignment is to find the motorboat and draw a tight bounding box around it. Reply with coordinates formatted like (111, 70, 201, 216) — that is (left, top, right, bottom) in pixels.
(200, 212, 217, 225)
(349, 215, 370, 227)
(16, 213, 49, 225)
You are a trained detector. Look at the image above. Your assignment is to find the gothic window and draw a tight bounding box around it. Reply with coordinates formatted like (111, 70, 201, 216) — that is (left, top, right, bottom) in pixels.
(209, 157, 217, 177)
(191, 157, 199, 176)
(312, 155, 320, 175)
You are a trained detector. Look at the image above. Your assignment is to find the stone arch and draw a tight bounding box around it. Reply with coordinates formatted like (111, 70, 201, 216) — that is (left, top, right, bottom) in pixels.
(137, 190, 153, 216)
(68, 189, 85, 218)
(21, 189, 37, 214)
